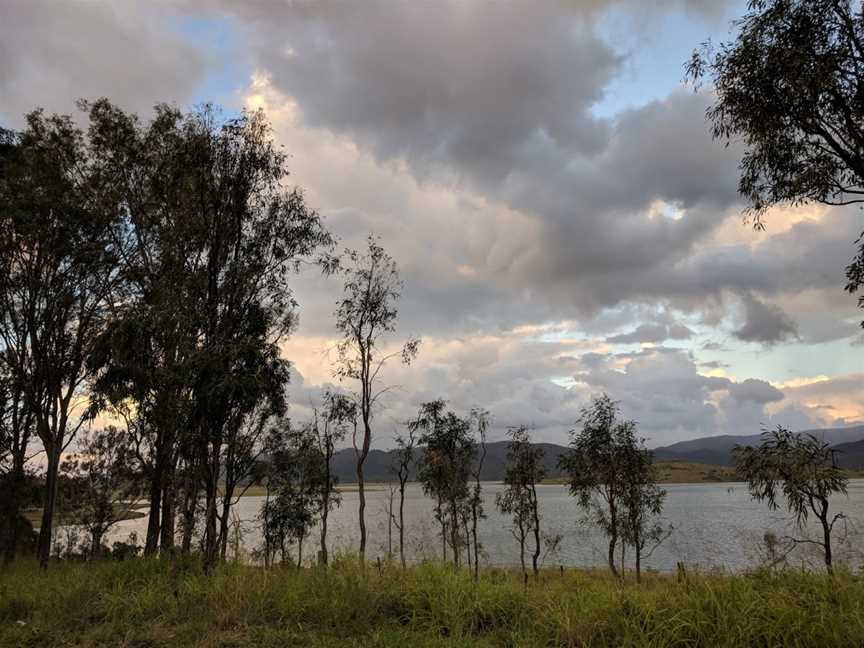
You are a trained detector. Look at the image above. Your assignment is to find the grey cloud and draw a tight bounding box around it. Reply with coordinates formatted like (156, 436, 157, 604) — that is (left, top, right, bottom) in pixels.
(0, 1, 207, 124)
(573, 348, 818, 445)
(606, 322, 693, 344)
(734, 294, 798, 346)
(727, 379, 784, 404)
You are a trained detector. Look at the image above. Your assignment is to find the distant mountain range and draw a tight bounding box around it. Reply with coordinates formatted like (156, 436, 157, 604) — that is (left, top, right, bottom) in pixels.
(329, 441, 571, 484)
(328, 424, 864, 482)
(651, 425, 864, 469)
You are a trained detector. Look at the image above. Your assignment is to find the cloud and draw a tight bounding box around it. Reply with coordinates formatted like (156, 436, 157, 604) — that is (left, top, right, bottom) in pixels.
(0, 1, 208, 124)
(569, 347, 841, 444)
(606, 322, 693, 344)
(775, 374, 864, 426)
(733, 293, 798, 346)
(1, 0, 857, 446)
(727, 379, 784, 404)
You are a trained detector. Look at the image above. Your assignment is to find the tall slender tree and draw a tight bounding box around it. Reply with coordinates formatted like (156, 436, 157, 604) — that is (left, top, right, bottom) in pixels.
(314, 391, 356, 566)
(618, 431, 666, 583)
(82, 101, 333, 567)
(497, 425, 545, 578)
(559, 395, 633, 578)
(334, 236, 419, 559)
(413, 400, 474, 567)
(391, 425, 416, 568)
(468, 408, 489, 579)
(0, 109, 122, 567)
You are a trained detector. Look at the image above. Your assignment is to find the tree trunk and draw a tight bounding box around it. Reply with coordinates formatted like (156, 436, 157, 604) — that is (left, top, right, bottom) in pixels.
(3, 462, 25, 564)
(201, 437, 221, 570)
(357, 388, 372, 561)
(202, 468, 219, 570)
(530, 486, 540, 578)
(820, 508, 833, 575)
(386, 488, 393, 558)
(398, 481, 406, 568)
(160, 474, 176, 552)
(144, 462, 163, 556)
(620, 538, 625, 578)
(471, 500, 480, 580)
(91, 529, 104, 558)
(450, 498, 460, 567)
(519, 525, 526, 578)
(357, 454, 367, 560)
(320, 494, 329, 567)
(607, 534, 619, 578)
(218, 485, 234, 562)
(180, 466, 197, 553)
(37, 441, 61, 568)
(297, 534, 304, 569)
(635, 544, 642, 584)
(463, 516, 472, 572)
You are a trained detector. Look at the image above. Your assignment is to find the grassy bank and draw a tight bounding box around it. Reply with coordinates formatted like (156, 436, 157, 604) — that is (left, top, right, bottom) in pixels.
(2, 559, 863, 647)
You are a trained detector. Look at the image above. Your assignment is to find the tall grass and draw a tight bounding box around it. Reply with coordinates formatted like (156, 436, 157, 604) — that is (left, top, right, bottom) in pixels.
(1, 557, 863, 647)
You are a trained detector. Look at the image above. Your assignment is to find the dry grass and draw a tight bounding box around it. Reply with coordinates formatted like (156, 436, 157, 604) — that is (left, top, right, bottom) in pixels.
(1, 557, 863, 647)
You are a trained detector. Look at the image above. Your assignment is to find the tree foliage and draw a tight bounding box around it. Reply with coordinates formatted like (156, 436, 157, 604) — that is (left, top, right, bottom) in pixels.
(734, 426, 848, 573)
(334, 235, 419, 559)
(412, 400, 474, 567)
(687, 0, 864, 319)
(497, 425, 545, 578)
(260, 424, 325, 568)
(560, 395, 634, 577)
(0, 108, 122, 566)
(59, 426, 144, 556)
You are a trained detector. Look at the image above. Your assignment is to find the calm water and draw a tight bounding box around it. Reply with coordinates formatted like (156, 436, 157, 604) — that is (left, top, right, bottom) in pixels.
(104, 480, 864, 572)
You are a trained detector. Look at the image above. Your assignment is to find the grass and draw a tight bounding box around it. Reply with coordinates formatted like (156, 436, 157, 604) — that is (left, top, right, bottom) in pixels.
(1, 558, 863, 647)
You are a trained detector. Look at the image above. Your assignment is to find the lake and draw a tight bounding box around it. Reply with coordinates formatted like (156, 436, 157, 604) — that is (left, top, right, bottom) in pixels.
(104, 480, 864, 573)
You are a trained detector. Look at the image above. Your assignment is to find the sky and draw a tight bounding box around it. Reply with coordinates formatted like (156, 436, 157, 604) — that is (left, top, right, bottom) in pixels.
(2, 0, 862, 448)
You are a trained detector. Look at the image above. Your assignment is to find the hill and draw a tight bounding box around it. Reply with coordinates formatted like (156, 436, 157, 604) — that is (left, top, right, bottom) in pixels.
(329, 441, 570, 483)
(310, 425, 864, 483)
(831, 438, 864, 470)
(652, 425, 864, 466)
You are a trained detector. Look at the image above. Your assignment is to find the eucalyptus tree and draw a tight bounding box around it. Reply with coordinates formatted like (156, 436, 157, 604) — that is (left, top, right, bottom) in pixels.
(412, 400, 474, 567)
(182, 106, 333, 571)
(260, 423, 325, 568)
(0, 109, 123, 567)
(687, 0, 864, 321)
(0, 341, 35, 563)
(217, 403, 275, 561)
(618, 433, 666, 583)
(391, 425, 416, 568)
(59, 426, 143, 556)
(468, 408, 490, 579)
(84, 100, 216, 555)
(314, 391, 356, 566)
(559, 395, 633, 578)
(334, 236, 419, 559)
(82, 100, 333, 567)
(734, 426, 848, 574)
(497, 425, 545, 578)
(0, 129, 36, 562)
